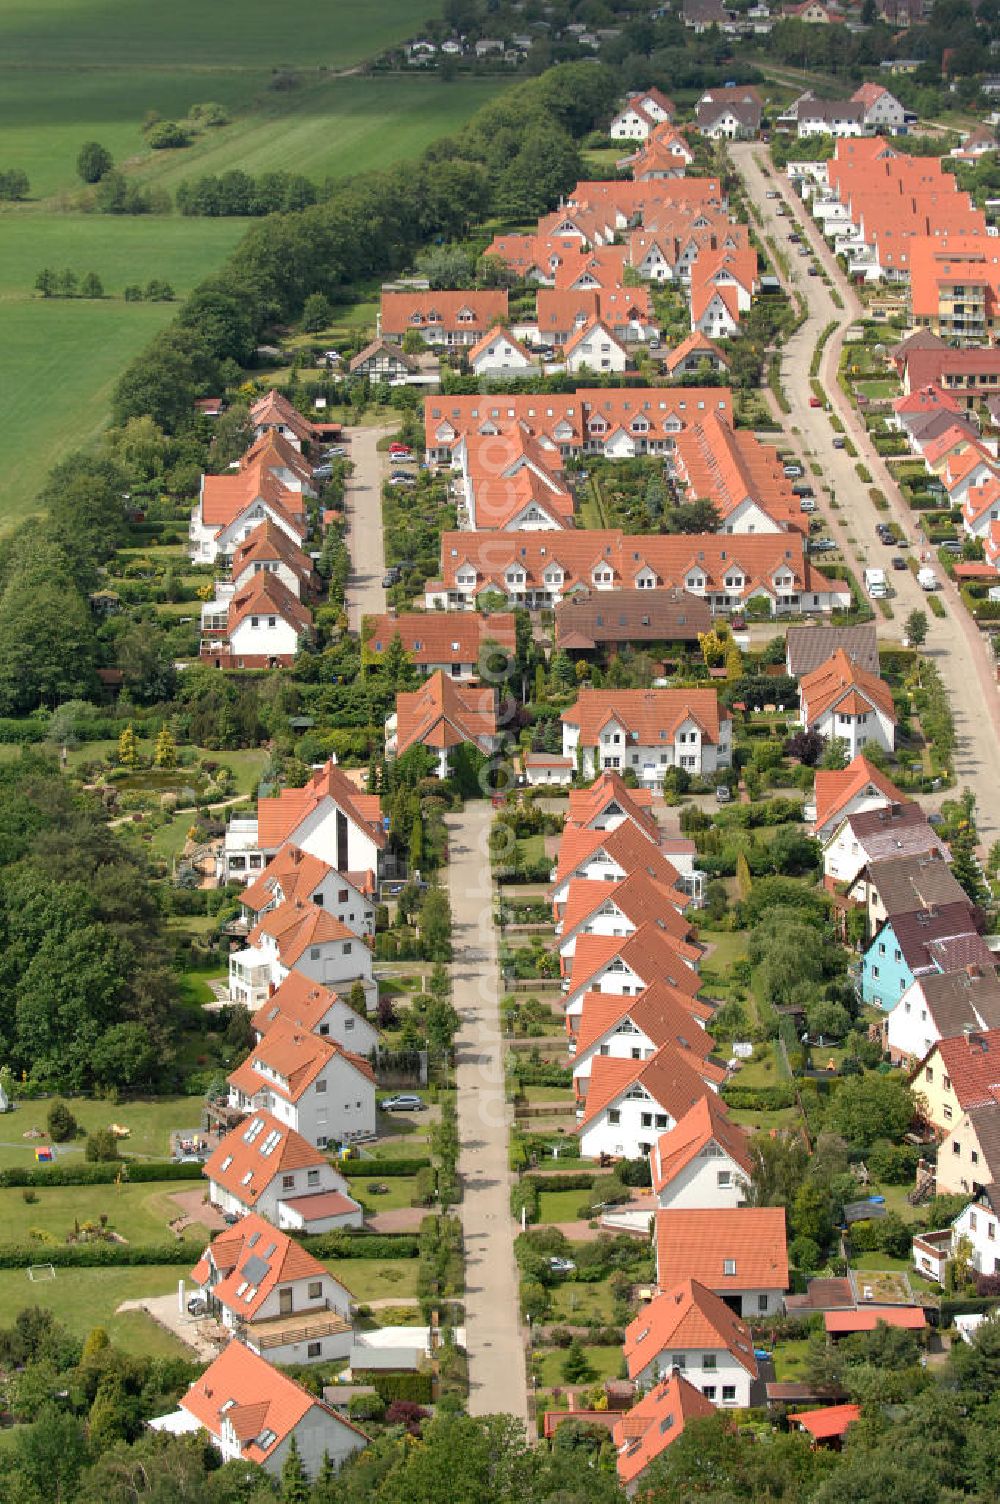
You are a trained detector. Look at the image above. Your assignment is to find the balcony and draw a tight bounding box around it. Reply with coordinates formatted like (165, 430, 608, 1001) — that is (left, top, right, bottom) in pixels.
(244, 1308, 352, 1352)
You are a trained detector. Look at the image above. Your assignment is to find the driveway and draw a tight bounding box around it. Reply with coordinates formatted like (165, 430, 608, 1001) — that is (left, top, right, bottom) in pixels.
(730, 144, 1000, 845)
(342, 423, 392, 630)
(447, 802, 529, 1427)
(116, 1292, 223, 1360)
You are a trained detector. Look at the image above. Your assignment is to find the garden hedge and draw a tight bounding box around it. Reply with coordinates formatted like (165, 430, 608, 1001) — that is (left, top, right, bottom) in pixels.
(345, 1156, 430, 1177)
(0, 1160, 204, 1188)
(355, 1371, 434, 1405)
(303, 1232, 420, 1260)
(720, 1084, 796, 1110)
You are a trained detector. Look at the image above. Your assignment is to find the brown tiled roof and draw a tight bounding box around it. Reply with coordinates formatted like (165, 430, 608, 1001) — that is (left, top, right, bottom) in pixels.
(555, 587, 710, 649)
(249, 389, 315, 444)
(868, 851, 971, 918)
(785, 623, 879, 678)
(394, 671, 497, 755)
(231, 521, 316, 591)
(884, 900, 980, 973)
(366, 611, 516, 667)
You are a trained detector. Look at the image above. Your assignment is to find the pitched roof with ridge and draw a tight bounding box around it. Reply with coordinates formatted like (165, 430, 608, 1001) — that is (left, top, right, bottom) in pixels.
(203, 1110, 335, 1210)
(394, 671, 497, 755)
(907, 965, 1000, 1044)
(579, 1044, 714, 1130)
(799, 649, 895, 727)
(569, 924, 703, 1004)
(365, 611, 516, 666)
(867, 850, 970, 917)
(380, 289, 508, 336)
(562, 687, 728, 747)
(250, 389, 316, 444)
(812, 754, 905, 835)
(841, 801, 948, 862)
(623, 1278, 758, 1380)
(553, 812, 685, 897)
(227, 1017, 374, 1107)
(920, 1028, 1000, 1110)
(227, 572, 313, 639)
(180, 1341, 365, 1464)
(565, 770, 659, 839)
(247, 901, 357, 968)
(790, 1403, 861, 1441)
(231, 521, 316, 592)
(200, 461, 309, 534)
(190, 1211, 342, 1321)
(252, 972, 344, 1037)
(879, 900, 981, 974)
(655, 1206, 788, 1291)
(650, 1094, 751, 1193)
(573, 987, 717, 1076)
(561, 870, 701, 961)
(240, 427, 315, 485)
(614, 1373, 716, 1486)
(785, 623, 879, 678)
(256, 761, 386, 853)
(240, 844, 343, 918)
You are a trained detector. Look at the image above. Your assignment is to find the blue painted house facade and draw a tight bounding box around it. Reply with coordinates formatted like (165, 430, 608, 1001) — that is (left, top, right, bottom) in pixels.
(861, 901, 985, 1011)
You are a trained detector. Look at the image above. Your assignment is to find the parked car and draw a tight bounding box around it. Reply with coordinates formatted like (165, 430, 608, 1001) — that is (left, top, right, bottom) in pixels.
(715, 785, 732, 804)
(783, 464, 803, 478)
(788, 232, 801, 243)
(811, 538, 838, 552)
(891, 555, 907, 570)
(798, 247, 811, 258)
(807, 265, 819, 276)
(389, 442, 412, 455)
(832, 435, 846, 449)
(766, 190, 780, 199)
(940, 540, 964, 553)
(186, 1297, 207, 1317)
(387, 476, 414, 487)
(380, 1094, 427, 1112)
(809, 396, 822, 408)
(548, 1257, 577, 1274)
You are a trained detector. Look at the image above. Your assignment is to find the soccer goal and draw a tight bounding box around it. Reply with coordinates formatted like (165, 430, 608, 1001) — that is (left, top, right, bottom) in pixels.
(27, 1264, 56, 1282)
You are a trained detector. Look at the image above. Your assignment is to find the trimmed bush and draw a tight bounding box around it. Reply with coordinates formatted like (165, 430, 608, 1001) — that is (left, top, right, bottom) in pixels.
(720, 1083, 796, 1110)
(355, 1371, 433, 1405)
(0, 1160, 203, 1188)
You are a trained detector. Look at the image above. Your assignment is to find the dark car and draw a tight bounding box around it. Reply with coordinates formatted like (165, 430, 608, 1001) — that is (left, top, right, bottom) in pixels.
(891, 555, 907, 570)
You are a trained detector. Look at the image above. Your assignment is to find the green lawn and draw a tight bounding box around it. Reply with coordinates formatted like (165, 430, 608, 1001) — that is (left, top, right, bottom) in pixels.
(0, 1179, 211, 1245)
(702, 930, 749, 973)
(0, 1264, 195, 1357)
(344, 1174, 421, 1214)
(328, 1257, 419, 1304)
(0, 1095, 205, 1168)
(855, 380, 898, 400)
(548, 1276, 618, 1324)
(771, 1336, 813, 1381)
(537, 1188, 596, 1224)
(533, 1344, 624, 1389)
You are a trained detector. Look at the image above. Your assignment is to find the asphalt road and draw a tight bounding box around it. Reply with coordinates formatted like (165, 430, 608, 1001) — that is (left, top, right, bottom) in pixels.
(731, 142, 1000, 846)
(342, 423, 391, 631)
(447, 803, 530, 1428)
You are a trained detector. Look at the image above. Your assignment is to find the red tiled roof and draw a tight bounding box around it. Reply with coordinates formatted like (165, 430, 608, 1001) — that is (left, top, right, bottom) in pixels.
(280, 1190, 365, 1220)
(181, 1341, 365, 1463)
(568, 924, 702, 1004)
(579, 1044, 714, 1130)
(240, 427, 314, 485)
(562, 687, 728, 747)
(650, 1095, 751, 1193)
(825, 1308, 926, 1333)
(247, 900, 356, 968)
(256, 761, 385, 853)
(614, 1373, 715, 1485)
(623, 1278, 758, 1380)
(231, 521, 316, 591)
(191, 1211, 336, 1320)
(250, 389, 315, 444)
(203, 1111, 329, 1209)
(228, 1017, 374, 1105)
(394, 671, 497, 755)
(800, 649, 895, 727)
(565, 771, 660, 843)
(252, 971, 342, 1036)
(790, 1403, 862, 1440)
(812, 754, 905, 835)
(365, 612, 516, 667)
(240, 845, 336, 916)
(381, 289, 508, 336)
(200, 461, 308, 533)
(927, 1029, 1000, 1111)
(228, 572, 313, 639)
(655, 1206, 788, 1291)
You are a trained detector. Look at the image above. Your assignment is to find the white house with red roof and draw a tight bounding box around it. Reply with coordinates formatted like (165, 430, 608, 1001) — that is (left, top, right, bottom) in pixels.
(153, 1341, 367, 1479)
(252, 973, 379, 1056)
(962, 476, 1000, 540)
(571, 986, 720, 1116)
(387, 671, 498, 777)
(563, 926, 704, 1029)
(240, 846, 375, 940)
(650, 1096, 752, 1212)
(379, 289, 508, 347)
(578, 1044, 716, 1160)
(565, 772, 661, 840)
(558, 870, 702, 978)
(564, 318, 630, 374)
(250, 390, 317, 452)
(806, 753, 906, 840)
(227, 1018, 376, 1148)
(798, 649, 896, 758)
(655, 1206, 789, 1317)
(614, 1372, 715, 1494)
(562, 687, 731, 782)
(190, 1213, 354, 1364)
(550, 821, 687, 920)
(189, 460, 309, 567)
(219, 761, 386, 886)
(230, 519, 318, 599)
(467, 326, 535, 378)
(203, 1110, 363, 1231)
(229, 900, 375, 1013)
(610, 89, 676, 141)
(623, 1278, 759, 1402)
(201, 571, 313, 670)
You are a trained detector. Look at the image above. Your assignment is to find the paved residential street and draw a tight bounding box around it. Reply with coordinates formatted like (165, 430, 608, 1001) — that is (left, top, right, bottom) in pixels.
(731, 144, 1000, 844)
(446, 803, 529, 1427)
(342, 423, 391, 630)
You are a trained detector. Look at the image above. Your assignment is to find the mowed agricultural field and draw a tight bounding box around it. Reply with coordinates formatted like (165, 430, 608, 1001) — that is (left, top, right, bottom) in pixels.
(0, 0, 436, 68)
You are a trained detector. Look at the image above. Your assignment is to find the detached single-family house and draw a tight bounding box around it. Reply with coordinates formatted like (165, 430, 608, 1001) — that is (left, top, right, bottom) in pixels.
(577, 1044, 716, 1160)
(623, 1278, 759, 1404)
(910, 1028, 1000, 1134)
(551, 821, 687, 921)
(468, 326, 535, 378)
(190, 1213, 354, 1364)
(650, 1095, 752, 1212)
(349, 339, 420, 381)
(655, 1206, 789, 1317)
(153, 1341, 367, 1480)
(561, 688, 731, 783)
(386, 670, 498, 777)
(695, 89, 763, 140)
(558, 868, 701, 978)
(252, 971, 379, 1056)
(886, 963, 1000, 1069)
(226, 1018, 376, 1149)
(785, 623, 880, 680)
(822, 801, 949, 891)
(563, 925, 704, 1029)
(570, 983, 719, 1093)
(219, 761, 385, 887)
(564, 319, 630, 374)
(807, 753, 905, 841)
(250, 390, 317, 453)
(797, 649, 896, 758)
(201, 571, 313, 671)
(565, 770, 663, 843)
(230, 902, 374, 1014)
(204, 1111, 363, 1232)
(614, 1373, 716, 1494)
(609, 89, 676, 141)
(861, 901, 987, 1011)
(240, 845, 375, 941)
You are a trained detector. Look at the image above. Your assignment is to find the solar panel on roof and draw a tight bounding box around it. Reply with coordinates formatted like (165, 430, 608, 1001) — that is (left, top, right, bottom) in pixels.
(240, 1254, 271, 1285)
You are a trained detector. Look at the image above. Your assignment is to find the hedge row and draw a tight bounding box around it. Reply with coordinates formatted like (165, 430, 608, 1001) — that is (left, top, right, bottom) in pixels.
(302, 1232, 420, 1260)
(523, 1172, 600, 1193)
(0, 1160, 204, 1188)
(720, 1083, 797, 1110)
(346, 1156, 430, 1177)
(0, 1242, 196, 1268)
(355, 1371, 434, 1405)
